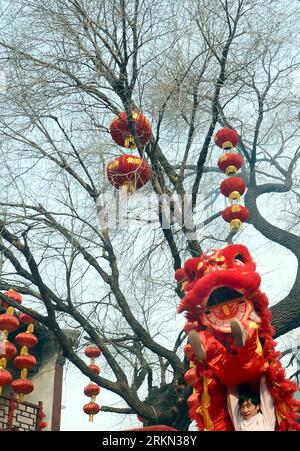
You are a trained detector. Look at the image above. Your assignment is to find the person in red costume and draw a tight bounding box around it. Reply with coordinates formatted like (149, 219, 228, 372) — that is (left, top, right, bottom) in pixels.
(188, 317, 266, 387)
(177, 244, 300, 431)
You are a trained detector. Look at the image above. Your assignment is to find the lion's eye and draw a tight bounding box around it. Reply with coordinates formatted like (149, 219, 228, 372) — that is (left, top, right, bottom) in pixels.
(235, 254, 244, 262)
(234, 259, 244, 266)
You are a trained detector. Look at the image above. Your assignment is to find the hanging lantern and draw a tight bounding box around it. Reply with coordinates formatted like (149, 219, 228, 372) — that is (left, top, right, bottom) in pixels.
(0, 342, 16, 378)
(222, 205, 249, 231)
(0, 342, 17, 360)
(220, 177, 246, 202)
(0, 289, 21, 342)
(0, 368, 13, 395)
(37, 410, 48, 430)
(1, 289, 22, 309)
(106, 154, 151, 193)
(109, 112, 151, 148)
(19, 312, 36, 325)
(218, 153, 244, 175)
(15, 332, 38, 349)
(89, 364, 100, 374)
(14, 355, 37, 370)
(83, 402, 100, 419)
(214, 128, 240, 149)
(11, 378, 34, 400)
(84, 383, 100, 397)
(0, 314, 19, 334)
(85, 346, 101, 359)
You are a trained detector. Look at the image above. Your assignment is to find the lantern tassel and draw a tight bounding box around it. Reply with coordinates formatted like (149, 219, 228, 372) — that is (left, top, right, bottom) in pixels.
(27, 323, 35, 334)
(0, 357, 7, 369)
(124, 135, 136, 148)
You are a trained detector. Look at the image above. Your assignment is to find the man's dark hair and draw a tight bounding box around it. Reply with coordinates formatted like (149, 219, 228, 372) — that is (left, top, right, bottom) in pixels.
(238, 391, 260, 406)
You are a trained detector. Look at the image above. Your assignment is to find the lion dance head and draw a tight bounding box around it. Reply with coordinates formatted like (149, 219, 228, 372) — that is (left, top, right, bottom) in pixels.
(176, 244, 300, 431)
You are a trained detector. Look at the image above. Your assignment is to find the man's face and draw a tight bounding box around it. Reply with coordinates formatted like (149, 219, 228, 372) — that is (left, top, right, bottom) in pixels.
(239, 399, 260, 420)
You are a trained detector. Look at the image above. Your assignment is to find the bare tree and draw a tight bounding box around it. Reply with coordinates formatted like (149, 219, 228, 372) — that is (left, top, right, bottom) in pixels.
(0, 0, 299, 430)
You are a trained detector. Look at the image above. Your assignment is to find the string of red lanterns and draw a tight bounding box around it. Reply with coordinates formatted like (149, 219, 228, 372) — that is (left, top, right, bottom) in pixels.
(214, 127, 249, 231)
(12, 312, 38, 402)
(0, 290, 21, 395)
(83, 345, 101, 422)
(0, 289, 38, 402)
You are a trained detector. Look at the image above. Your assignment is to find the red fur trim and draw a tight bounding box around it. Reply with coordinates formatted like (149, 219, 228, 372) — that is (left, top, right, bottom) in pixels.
(221, 244, 256, 271)
(178, 270, 261, 312)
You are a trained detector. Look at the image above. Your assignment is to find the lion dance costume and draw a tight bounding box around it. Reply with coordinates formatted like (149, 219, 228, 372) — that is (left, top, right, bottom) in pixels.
(176, 244, 300, 431)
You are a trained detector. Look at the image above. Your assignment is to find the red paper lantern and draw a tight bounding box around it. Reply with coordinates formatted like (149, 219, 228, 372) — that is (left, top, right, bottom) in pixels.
(220, 177, 246, 201)
(85, 345, 101, 359)
(89, 364, 100, 374)
(0, 314, 19, 332)
(14, 355, 37, 370)
(0, 368, 13, 392)
(4, 289, 22, 303)
(214, 128, 239, 149)
(1, 289, 22, 308)
(19, 313, 37, 325)
(37, 410, 48, 430)
(15, 332, 38, 348)
(217, 153, 244, 175)
(109, 112, 151, 148)
(39, 421, 48, 429)
(11, 378, 34, 395)
(107, 155, 151, 193)
(0, 342, 17, 360)
(222, 205, 249, 231)
(84, 383, 100, 397)
(83, 402, 100, 415)
(0, 368, 13, 384)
